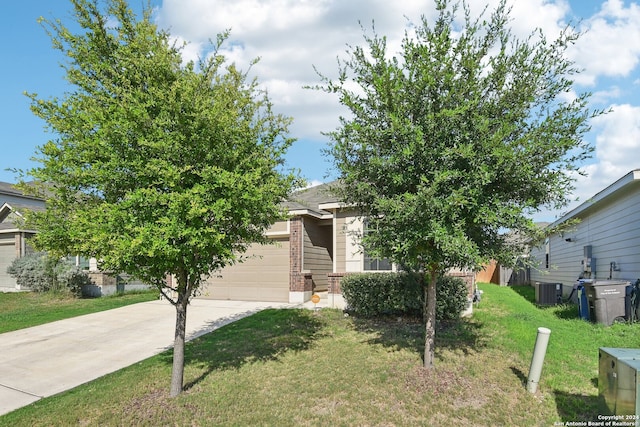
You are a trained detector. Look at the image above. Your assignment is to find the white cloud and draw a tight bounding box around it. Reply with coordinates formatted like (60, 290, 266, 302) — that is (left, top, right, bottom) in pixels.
(569, 0, 640, 86)
(156, 0, 640, 216)
(155, 0, 438, 140)
(542, 104, 640, 221)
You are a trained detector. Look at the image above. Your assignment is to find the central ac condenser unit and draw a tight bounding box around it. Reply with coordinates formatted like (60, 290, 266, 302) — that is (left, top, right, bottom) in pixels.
(535, 282, 563, 306)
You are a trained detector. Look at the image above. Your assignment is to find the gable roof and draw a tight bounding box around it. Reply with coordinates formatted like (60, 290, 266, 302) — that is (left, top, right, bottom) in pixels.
(548, 169, 640, 228)
(284, 181, 341, 219)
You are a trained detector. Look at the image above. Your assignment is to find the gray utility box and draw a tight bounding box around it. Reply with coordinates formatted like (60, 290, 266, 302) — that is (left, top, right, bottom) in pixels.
(534, 282, 563, 306)
(599, 347, 640, 422)
(584, 280, 631, 326)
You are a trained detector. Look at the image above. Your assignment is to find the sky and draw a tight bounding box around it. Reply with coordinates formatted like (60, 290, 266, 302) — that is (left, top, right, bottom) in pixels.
(1, 0, 639, 222)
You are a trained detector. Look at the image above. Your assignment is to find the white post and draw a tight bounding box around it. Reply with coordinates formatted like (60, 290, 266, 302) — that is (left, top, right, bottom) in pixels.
(526, 327, 551, 394)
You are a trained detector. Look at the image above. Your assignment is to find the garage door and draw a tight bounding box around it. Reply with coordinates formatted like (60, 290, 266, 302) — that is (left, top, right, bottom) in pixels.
(200, 238, 290, 302)
(0, 238, 17, 291)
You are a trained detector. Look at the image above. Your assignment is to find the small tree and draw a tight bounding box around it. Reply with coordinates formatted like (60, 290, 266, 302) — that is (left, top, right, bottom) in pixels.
(319, 0, 601, 368)
(22, 0, 298, 396)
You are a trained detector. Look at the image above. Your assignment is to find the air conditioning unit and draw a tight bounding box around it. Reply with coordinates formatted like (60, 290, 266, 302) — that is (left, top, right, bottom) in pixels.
(535, 282, 563, 306)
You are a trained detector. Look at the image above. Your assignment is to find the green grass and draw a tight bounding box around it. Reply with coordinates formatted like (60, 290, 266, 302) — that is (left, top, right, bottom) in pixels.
(0, 289, 159, 333)
(2, 283, 638, 426)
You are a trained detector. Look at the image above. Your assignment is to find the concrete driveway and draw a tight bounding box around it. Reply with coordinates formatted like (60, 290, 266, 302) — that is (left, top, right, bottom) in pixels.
(0, 298, 296, 416)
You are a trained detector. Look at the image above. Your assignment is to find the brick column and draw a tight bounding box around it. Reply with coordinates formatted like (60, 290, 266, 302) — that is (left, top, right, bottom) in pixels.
(328, 272, 348, 295)
(289, 216, 313, 301)
(327, 272, 349, 309)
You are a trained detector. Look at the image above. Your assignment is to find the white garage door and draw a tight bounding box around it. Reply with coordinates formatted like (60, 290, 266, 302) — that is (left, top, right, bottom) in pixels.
(0, 238, 17, 291)
(200, 238, 290, 302)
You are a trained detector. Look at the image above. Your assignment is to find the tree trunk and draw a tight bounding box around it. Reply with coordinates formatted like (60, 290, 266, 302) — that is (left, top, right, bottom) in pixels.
(423, 266, 438, 369)
(170, 291, 189, 397)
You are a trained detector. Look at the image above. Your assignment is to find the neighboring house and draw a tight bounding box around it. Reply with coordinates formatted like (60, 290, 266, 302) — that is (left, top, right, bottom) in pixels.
(529, 169, 640, 296)
(0, 182, 45, 291)
(200, 182, 475, 308)
(0, 181, 147, 296)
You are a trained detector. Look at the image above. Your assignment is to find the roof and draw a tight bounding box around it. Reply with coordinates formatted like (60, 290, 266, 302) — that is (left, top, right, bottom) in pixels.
(0, 202, 41, 233)
(0, 181, 44, 202)
(548, 169, 640, 228)
(284, 181, 341, 218)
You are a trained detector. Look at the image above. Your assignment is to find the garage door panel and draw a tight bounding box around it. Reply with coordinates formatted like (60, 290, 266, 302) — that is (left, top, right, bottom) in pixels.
(0, 241, 17, 290)
(201, 239, 289, 302)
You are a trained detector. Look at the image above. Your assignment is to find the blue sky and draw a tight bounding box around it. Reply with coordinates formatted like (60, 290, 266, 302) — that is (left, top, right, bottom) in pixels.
(1, 1, 639, 222)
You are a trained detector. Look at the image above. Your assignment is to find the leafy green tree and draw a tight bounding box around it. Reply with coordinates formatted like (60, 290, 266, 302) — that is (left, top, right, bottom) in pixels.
(22, 0, 298, 396)
(319, 0, 601, 368)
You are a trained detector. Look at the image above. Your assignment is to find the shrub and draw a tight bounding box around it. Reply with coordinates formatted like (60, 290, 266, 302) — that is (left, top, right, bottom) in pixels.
(341, 272, 468, 320)
(7, 252, 92, 296)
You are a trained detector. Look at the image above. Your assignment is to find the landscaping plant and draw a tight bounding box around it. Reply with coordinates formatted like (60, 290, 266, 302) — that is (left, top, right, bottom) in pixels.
(19, 0, 298, 397)
(316, 0, 603, 368)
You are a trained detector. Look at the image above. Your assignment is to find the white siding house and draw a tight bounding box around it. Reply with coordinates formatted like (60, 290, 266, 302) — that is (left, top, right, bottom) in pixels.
(530, 170, 640, 295)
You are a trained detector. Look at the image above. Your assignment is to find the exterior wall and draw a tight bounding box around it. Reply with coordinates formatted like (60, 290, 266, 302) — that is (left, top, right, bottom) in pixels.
(334, 212, 347, 273)
(302, 217, 332, 291)
(530, 182, 640, 294)
(266, 220, 289, 235)
(83, 272, 150, 297)
(333, 209, 364, 273)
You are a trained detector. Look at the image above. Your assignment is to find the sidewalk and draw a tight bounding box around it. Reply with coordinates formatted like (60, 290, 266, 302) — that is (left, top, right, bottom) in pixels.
(0, 298, 297, 416)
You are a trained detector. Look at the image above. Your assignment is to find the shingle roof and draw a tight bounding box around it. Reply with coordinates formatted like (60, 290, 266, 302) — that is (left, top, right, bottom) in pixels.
(0, 182, 25, 196)
(0, 181, 44, 201)
(283, 181, 341, 217)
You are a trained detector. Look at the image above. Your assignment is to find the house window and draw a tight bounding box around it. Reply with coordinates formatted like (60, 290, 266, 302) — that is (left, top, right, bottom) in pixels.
(545, 238, 549, 269)
(363, 220, 392, 271)
(364, 255, 392, 271)
(74, 255, 90, 270)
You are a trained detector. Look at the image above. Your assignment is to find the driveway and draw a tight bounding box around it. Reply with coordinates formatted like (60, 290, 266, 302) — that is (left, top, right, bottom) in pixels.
(0, 298, 296, 416)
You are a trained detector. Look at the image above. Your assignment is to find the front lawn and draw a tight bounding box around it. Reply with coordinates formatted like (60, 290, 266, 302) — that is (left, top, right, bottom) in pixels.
(0, 290, 159, 333)
(1, 283, 638, 426)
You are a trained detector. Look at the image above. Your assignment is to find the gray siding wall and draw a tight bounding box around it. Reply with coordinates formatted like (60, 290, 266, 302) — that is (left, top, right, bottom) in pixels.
(530, 185, 640, 291)
(302, 217, 332, 291)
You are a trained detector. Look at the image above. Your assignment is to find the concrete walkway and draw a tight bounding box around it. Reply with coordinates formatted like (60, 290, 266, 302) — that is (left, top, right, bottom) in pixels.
(0, 298, 299, 416)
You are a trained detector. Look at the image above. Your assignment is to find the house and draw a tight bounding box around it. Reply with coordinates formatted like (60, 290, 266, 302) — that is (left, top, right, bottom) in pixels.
(529, 169, 640, 295)
(0, 182, 45, 291)
(199, 182, 476, 308)
(0, 181, 147, 296)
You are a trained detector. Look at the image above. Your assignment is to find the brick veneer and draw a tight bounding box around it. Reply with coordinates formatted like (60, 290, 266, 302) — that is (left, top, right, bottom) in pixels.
(328, 272, 349, 295)
(447, 271, 476, 299)
(289, 216, 313, 293)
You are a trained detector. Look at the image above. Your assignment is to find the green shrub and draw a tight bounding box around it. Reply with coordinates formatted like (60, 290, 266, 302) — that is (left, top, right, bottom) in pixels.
(341, 272, 468, 320)
(7, 252, 92, 296)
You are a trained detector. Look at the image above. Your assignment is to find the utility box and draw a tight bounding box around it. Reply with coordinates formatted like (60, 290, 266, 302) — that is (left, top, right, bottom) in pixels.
(599, 347, 640, 422)
(584, 280, 630, 326)
(535, 282, 563, 306)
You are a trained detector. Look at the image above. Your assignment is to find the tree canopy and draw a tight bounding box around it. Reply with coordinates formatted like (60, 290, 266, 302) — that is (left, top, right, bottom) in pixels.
(23, 0, 298, 396)
(319, 0, 601, 367)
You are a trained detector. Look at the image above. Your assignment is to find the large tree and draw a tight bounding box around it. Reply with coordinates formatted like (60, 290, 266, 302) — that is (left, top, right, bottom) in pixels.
(22, 0, 298, 396)
(319, 0, 601, 368)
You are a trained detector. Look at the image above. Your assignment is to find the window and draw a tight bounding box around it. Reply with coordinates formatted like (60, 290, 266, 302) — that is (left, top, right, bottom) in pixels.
(545, 238, 549, 269)
(362, 219, 392, 271)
